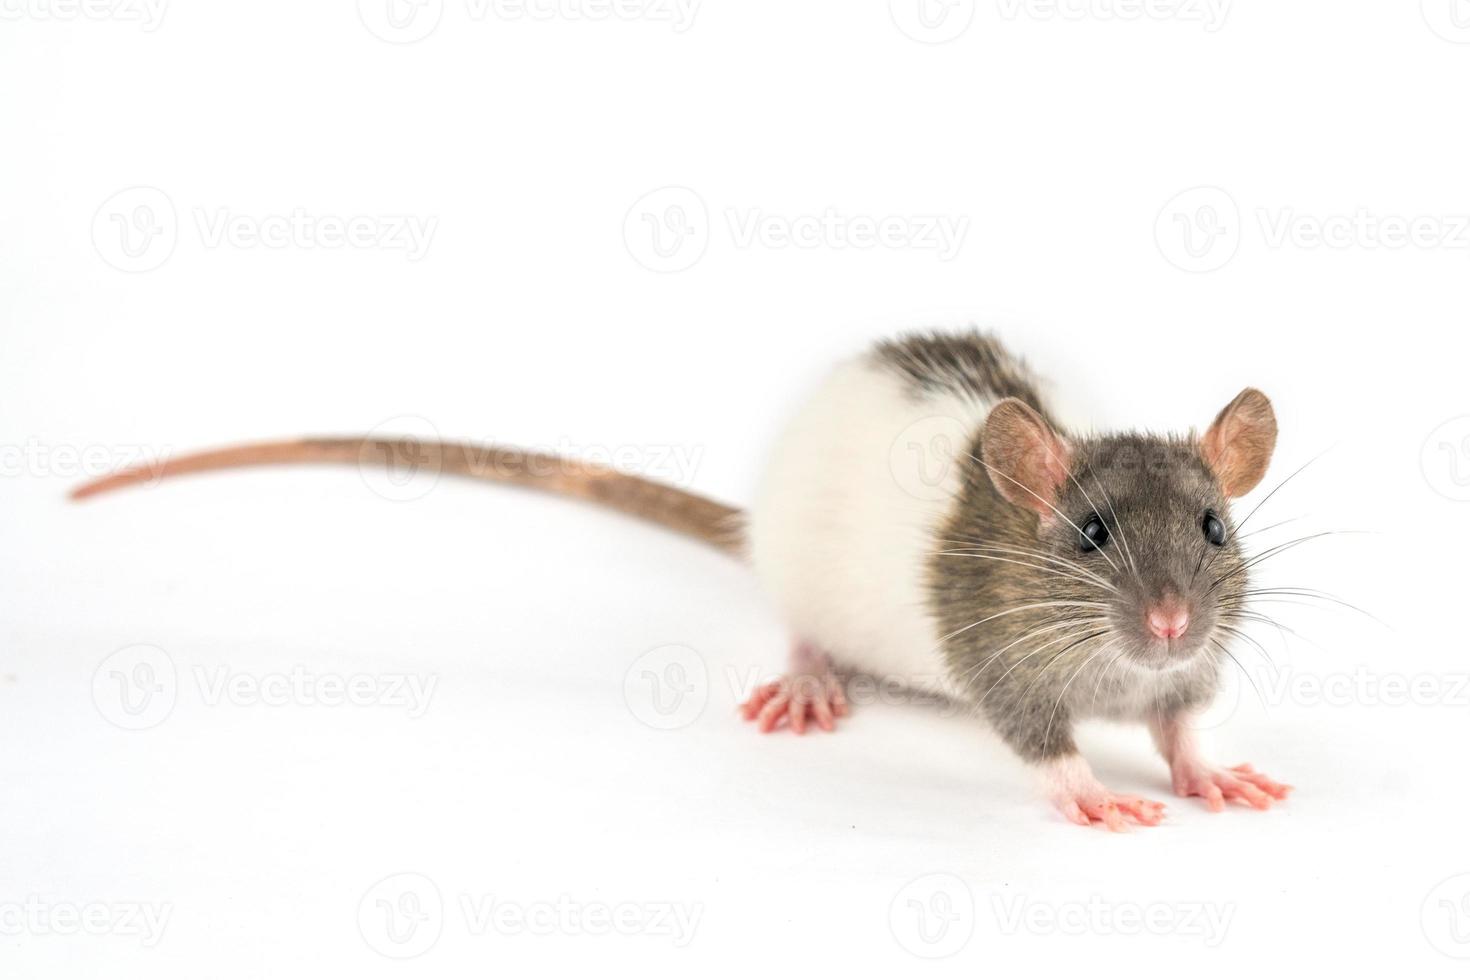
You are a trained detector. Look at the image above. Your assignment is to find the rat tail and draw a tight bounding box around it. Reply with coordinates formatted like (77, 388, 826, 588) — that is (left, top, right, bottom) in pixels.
(69, 437, 746, 557)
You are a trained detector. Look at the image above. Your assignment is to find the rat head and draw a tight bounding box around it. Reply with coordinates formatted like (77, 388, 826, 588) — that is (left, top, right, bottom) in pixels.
(981, 389, 1277, 669)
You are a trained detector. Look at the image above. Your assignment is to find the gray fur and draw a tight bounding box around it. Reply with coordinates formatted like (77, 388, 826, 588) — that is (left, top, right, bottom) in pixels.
(871, 329, 1053, 416)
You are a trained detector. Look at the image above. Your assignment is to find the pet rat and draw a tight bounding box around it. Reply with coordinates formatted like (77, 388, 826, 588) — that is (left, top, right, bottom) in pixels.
(72, 330, 1292, 830)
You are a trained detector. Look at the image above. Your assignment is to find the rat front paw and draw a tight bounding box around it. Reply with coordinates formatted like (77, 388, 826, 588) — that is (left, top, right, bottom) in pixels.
(1172, 762, 1293, 812)
(739, 672, 849, 734)
(1053, 790, 1167, 832)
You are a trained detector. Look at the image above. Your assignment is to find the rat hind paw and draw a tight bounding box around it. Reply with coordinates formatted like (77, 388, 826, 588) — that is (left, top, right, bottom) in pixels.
(739, 672, 849, 734)
(1173, 762, 1293, 812)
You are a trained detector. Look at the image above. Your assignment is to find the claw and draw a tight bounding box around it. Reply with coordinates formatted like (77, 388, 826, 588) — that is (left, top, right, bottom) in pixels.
(1174, 762, 1292, 812)
(1043, 756, 1167, 832)
(739, 648, 847, 735)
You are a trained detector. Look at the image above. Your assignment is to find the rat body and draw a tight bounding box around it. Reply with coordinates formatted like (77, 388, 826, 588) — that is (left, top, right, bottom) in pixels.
(74, 330, 1291, 829)
(743, 333, 1289, 826)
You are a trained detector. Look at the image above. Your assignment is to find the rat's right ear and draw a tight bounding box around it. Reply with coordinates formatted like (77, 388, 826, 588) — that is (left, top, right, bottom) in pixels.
(1200, 387, 1277, 497)
(981, 398, 1072, 521)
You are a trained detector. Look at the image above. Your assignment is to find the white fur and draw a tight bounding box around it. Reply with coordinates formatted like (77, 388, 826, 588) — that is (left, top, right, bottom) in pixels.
(748, 358, 995, 698)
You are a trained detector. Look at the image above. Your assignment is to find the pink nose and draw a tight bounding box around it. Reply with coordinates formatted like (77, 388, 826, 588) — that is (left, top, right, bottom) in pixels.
(1146, 605, 1190, 640)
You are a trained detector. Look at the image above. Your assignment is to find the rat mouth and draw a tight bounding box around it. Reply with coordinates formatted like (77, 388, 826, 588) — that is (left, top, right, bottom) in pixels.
(1123, 632, 1210, 670)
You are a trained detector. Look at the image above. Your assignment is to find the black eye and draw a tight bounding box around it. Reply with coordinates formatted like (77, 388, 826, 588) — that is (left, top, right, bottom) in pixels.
(1203, 510, 1227, 547)
(1079, 515, 1109, 552)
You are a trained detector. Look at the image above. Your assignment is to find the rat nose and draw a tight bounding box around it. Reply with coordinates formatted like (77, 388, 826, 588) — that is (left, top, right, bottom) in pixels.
(1146, 604, 1190, 640)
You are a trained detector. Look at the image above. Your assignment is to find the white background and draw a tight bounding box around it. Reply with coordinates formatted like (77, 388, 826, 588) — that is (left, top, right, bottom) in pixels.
(4, 1, 1470, 976)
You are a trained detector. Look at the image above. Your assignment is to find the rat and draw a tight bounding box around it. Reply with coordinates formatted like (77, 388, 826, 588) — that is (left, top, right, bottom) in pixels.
(72, 330, 1292, 830)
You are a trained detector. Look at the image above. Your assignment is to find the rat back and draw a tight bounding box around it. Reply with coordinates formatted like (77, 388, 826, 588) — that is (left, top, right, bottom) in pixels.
(747, 333, 1055, 697)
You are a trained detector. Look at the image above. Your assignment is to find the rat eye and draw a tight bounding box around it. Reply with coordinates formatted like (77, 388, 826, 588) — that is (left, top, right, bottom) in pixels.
(1203, 510, 1227, 547)
(1079, 515, 1109, 552)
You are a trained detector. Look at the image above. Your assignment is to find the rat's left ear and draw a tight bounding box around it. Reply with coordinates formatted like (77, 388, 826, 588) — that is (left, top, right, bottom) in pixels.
(1199, 388, 1277, 497)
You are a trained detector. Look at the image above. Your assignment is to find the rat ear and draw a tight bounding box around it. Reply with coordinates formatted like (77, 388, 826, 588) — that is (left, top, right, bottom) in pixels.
(1200, 388, 1277, 497)
(981, 398, 1072, 520)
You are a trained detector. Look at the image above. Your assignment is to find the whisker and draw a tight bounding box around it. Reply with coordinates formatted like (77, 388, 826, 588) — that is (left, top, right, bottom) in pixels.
(1089, 643, 1130, 715)
(1218, 586, 1384, 625)
(1207, 531, 1360, 593)
(932, 540, 1119, 589)
(930, 549, 1119, 594)
(938, 600, 1111, 644)
(1010, 629, 1112, 709)
(952, 616, 1109, 687)
(1213, 623, 1276, 668)
(973, 627, 1109, 708)
(1198, 448, 1331, 581)
(1209, 637, 1266, 710)
(1041, 641, 1116, 753)
(968, 453, 1125, 576)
